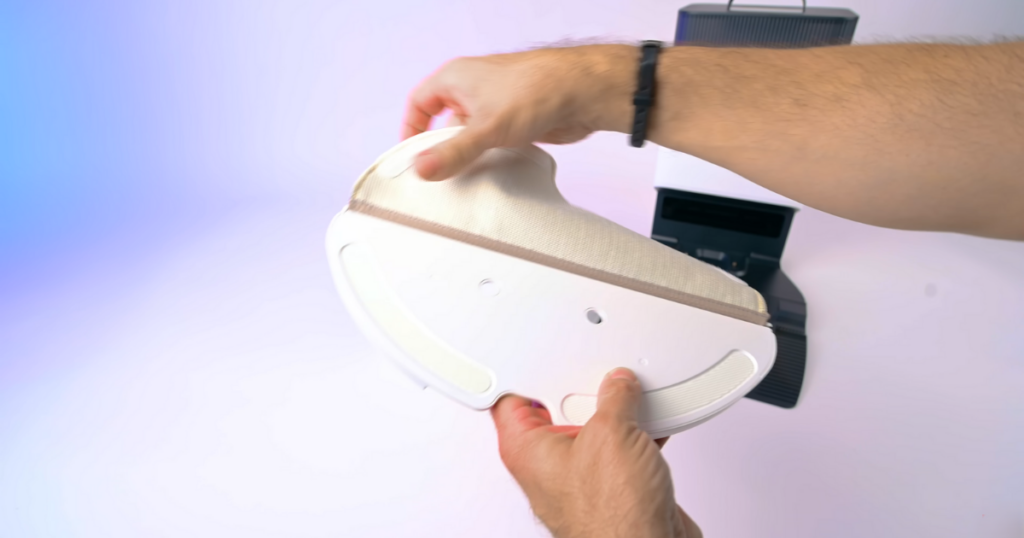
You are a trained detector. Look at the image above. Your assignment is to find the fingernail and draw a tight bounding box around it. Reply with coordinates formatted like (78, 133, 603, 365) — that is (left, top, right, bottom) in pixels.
(416, 150, 440, 180)
(607, 367, 635, 381)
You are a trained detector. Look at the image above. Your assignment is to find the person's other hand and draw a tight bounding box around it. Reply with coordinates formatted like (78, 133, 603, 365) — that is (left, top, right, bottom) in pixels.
(402, 45, 635, 180)
(490, 367, 702, 538)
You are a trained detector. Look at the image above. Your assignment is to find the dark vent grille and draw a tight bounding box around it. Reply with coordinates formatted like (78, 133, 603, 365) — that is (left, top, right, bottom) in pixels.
(683, 15, 855, 47)
(675, 4, 859, 49)
(745, 331, 806, 408)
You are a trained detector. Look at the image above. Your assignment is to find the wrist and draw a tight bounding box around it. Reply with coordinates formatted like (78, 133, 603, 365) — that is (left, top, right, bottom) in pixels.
(545, 505, 689, 538)
(572, 44, 637, 134)
(629, 45, 723, 155)
(573, 43, 704, 150)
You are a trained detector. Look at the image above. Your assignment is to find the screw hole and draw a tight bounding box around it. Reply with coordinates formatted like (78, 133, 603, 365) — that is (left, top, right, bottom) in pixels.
(585, 309, 603, 324)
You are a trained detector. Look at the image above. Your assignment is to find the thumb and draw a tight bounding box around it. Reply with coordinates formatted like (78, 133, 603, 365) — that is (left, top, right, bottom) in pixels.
(414, 125, 495, 181)
(594, 367, 642, 425)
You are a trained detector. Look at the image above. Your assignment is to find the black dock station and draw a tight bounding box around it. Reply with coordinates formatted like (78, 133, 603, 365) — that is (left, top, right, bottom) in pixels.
(653, 2, 858, 407)
(652, 189, 807, 408)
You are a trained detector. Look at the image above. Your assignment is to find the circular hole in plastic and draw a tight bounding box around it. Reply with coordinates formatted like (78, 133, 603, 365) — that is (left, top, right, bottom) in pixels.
(638, 358, 649, 367)
(478, 279, 500, 297)
(585, 309, 603, 324)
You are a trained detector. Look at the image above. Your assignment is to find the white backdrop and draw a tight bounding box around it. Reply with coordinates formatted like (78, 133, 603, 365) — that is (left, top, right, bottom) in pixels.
(1, 0, 1022, 537)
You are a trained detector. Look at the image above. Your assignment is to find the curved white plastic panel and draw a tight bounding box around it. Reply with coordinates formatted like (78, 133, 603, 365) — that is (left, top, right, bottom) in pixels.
(642, 350, 756, 421)
(561, 350, 757, 427)
(327, 209, 777, 436)
(340, 243, 493, 394)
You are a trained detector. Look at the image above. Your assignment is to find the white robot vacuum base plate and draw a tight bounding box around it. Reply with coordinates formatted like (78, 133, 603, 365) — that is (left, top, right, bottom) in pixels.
(326, 128, 777, 437)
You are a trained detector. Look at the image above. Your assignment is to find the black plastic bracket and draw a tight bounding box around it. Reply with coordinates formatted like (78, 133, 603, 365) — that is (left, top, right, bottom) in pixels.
(651, 188, 806, 408)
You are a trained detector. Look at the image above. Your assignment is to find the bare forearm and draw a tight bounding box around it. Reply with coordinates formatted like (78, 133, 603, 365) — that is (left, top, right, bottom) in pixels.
(597, 43, 1024, 239)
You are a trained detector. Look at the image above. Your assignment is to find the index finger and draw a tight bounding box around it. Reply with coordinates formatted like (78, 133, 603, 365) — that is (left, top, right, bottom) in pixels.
(490, 394, 552, 437)
(491, 395, 579, 474)
(491, 396, 583, 438)
(401, 78, 446, 140)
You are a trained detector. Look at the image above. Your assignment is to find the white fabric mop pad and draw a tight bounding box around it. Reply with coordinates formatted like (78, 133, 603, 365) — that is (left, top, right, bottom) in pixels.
(327, 127, 776, 437)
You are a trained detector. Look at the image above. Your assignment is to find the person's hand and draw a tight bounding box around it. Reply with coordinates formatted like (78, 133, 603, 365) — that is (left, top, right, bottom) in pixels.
(402, 45, 636, 180)
(490, 367, 702, 538)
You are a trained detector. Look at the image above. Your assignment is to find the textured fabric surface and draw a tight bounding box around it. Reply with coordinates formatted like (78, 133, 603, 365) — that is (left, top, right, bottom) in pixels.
(350, 127, 768, 325)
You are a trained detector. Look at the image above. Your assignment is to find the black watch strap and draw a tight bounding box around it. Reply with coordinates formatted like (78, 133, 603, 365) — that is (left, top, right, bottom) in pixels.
(630, 40, 663, 148)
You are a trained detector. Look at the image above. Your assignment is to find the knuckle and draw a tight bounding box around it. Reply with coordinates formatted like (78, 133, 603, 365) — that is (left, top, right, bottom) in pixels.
(447, 140, 471, 160)
(434, 144, 463, 168)
(408, 76, 434, 99)
(510, 405, 536, 422)
(604, 377, 638, 398)
(586, 412, 617, 431)
(440, 56, 469, 73)
(441, 138, 478, 166)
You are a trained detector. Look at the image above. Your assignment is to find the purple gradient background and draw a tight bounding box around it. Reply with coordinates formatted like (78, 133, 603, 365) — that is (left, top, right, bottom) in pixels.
(2, 1, 1023, 536)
